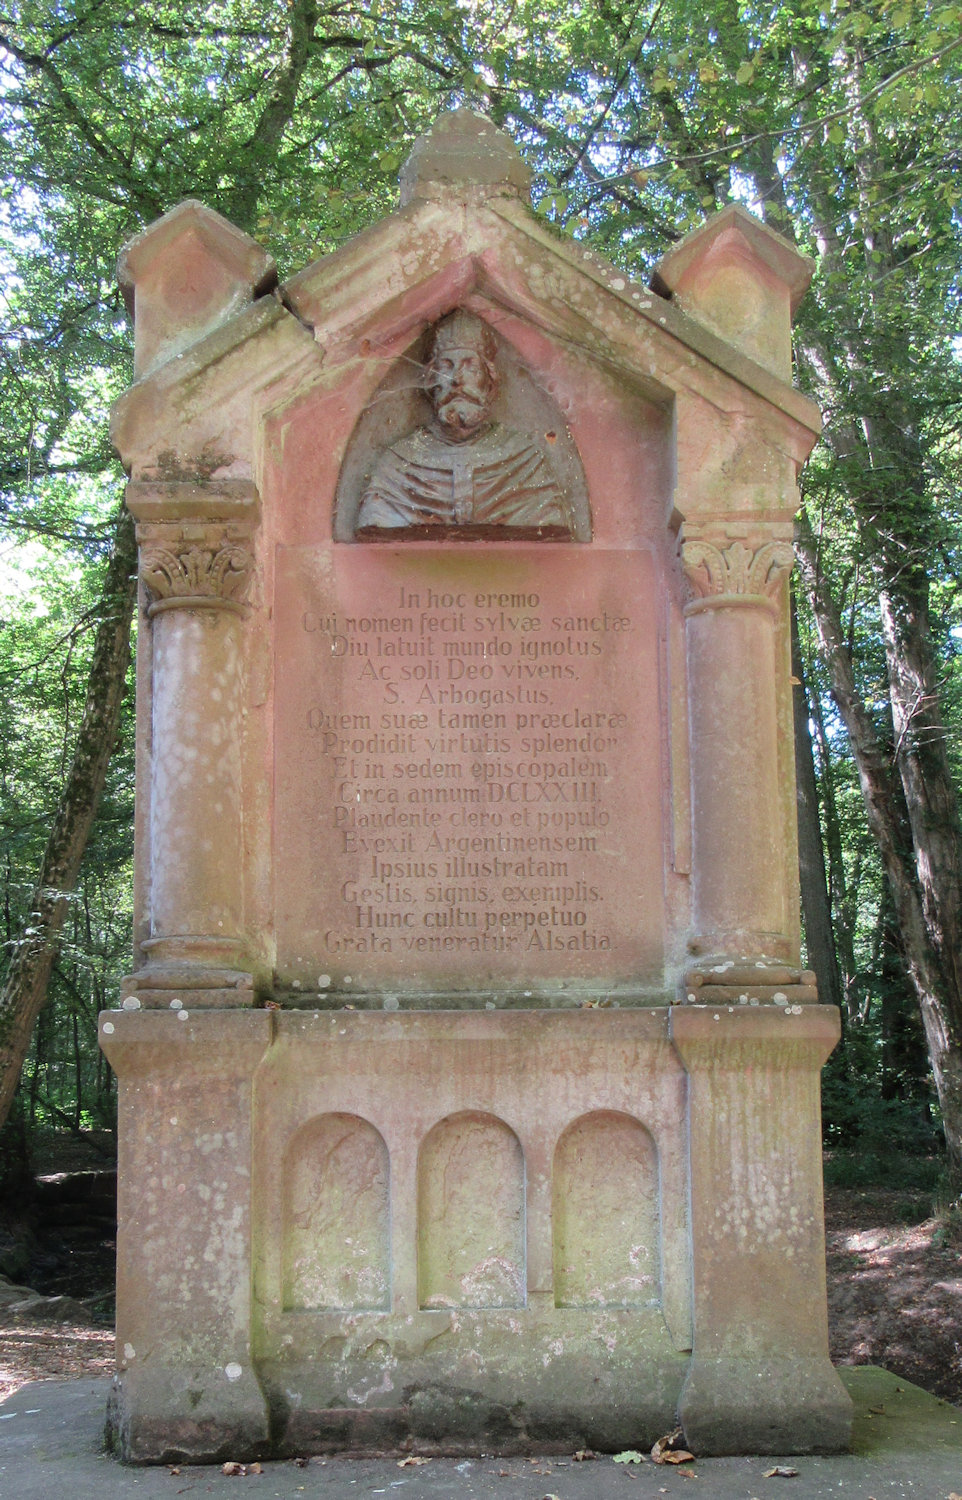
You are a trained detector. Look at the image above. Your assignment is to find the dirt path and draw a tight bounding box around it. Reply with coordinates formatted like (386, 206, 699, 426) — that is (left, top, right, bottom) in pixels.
(0, 1321, 113, 1400)
(825, 1185, 962, 1406)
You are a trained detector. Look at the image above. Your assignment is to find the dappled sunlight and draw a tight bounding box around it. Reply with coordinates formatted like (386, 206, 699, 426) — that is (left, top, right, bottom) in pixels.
(826, 1188, 962, 1406)
(0, 1320, 113, 1402)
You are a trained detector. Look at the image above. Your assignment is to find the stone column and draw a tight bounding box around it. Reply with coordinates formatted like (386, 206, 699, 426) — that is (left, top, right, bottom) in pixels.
(680, 528, 813, 997)
(100, 1009, 274, 1462)
(671, 1005, 852, 1453)
(126, 481, 258, 1004)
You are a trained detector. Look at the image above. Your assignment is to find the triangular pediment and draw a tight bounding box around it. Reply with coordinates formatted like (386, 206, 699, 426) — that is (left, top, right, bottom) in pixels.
(279, 192, 819, 435)
(112, 111, 819, 471)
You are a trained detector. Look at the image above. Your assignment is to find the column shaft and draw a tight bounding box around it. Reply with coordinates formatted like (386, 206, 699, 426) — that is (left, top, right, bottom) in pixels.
(686, 597, 787, 959)
(147, 607, 245, 967)
(125, 489, 259, 1002)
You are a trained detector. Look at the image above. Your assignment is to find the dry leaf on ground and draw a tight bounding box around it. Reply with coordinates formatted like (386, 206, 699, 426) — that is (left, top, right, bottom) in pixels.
(763, 1465, 800, 1478)
(573, 1448, 596, 1460)
(651, 1427, 695, 1464)
(397, 1454, 430, 1466)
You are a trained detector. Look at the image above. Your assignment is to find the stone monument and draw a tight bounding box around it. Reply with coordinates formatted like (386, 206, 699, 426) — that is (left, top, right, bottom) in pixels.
(101, 109, 852, 1463)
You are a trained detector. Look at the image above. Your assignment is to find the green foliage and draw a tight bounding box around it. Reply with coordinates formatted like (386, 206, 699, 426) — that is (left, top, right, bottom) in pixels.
(0, 0, 960, 1154)
(931, 1187, 962, 1246)
(0, 491, 134, 1131)
(823, 1148, 941, 1194)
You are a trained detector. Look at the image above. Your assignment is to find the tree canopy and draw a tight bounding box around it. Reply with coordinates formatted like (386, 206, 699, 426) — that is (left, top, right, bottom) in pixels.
(1, 0, 961, 1171)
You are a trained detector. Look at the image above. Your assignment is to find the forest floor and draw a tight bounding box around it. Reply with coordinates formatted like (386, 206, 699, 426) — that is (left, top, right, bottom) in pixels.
(824, 1182, 962, 1407)
(0, 1149, 960, 1410)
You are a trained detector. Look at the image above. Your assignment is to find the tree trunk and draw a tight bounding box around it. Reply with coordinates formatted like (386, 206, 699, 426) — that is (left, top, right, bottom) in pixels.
(807, 684, 859, 1018)
(0, 503, 137, 1130)
(791, 593, 844, 1014)
(878, 573, 962, 1140)
(730, 93, 962, 1181)
(795, 511, 962, 1181)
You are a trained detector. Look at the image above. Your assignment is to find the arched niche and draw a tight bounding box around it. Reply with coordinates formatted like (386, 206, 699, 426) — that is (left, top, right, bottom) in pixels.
(553, 1110, 660, 1309)
(333, 314, 591, 542)
(418, 1110, 525, 1309)
(282, 1112, 390, 1311)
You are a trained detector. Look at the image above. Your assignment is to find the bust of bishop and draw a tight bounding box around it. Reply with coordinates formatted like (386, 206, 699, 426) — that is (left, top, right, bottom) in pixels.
(355, 311, 574, 539)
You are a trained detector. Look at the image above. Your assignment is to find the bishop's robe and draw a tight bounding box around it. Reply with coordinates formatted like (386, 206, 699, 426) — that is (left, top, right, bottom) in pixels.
(355, 423, 572, 537)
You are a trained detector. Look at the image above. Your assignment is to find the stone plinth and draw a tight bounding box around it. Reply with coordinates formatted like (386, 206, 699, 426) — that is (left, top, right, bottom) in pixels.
(672, 1005, 850, 1453)
(102, 1004, 847, 1459)
(100, 1011, 272, 1462)
(103, 109, 850, 1461)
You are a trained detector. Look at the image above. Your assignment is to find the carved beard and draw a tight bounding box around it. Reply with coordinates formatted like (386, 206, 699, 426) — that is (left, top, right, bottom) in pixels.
(436, 391, 488, 434)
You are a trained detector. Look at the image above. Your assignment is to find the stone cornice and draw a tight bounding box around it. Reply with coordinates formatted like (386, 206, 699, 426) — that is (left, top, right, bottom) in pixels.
(126, 478, 260, 525)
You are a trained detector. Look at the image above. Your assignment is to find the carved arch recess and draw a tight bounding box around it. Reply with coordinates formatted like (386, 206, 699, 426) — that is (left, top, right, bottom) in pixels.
(282, 1112, 390, 1311)
(553, 1111, 661, 1308)
(417, 1110, 525, 1309)
(333, 317, 591, 542)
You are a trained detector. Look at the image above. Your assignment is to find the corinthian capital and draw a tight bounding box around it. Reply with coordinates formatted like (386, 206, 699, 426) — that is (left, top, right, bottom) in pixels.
(141, 540, 255, 615)
(680, 536, 794, 604)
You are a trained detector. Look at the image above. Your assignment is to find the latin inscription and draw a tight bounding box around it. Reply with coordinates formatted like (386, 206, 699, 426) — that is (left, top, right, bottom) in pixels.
(274, 548, 663, 991)
(302, 585, 635, 961)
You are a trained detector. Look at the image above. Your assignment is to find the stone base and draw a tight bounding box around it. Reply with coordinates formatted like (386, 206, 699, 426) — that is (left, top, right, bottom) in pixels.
(102, 1004, 848, 1463)
(261, 1307, 686, 1455)
(106, 1365, 270, 1465)
(679, 962, 818, 1007)
(121, 968, 254, 1007)
(678, 1355, 853, 1455)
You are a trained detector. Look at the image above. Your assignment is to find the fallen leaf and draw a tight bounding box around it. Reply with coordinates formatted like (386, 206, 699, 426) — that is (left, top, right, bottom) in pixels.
(249, 1462, 263, 1474)
(612, 1449, 646, 1464)
(167, 1468, 181, 1476)
(542, 1493, 562, 1499)
(397, 1455, 430, 1467)
(763, 1466, 800, 1478)
(292, 1457, 309, 1467)
(651, 1427, 695, 1464)
(222, 1461, 246, 1476)
(868, 1404, 885, 1414)
(573, 1448, 597, 1461)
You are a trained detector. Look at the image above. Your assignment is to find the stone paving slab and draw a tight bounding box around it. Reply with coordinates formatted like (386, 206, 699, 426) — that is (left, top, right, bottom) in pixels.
(0, 1368, 959, 1500)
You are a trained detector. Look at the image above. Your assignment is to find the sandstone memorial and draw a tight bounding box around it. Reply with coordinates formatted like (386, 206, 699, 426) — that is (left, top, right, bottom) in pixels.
(101, 109, 853, 1463)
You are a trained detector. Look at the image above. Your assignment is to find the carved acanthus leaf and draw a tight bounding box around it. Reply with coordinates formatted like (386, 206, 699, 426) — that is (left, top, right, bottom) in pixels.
(681, 538, 794, 602)
(141, 543, 254, 608)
